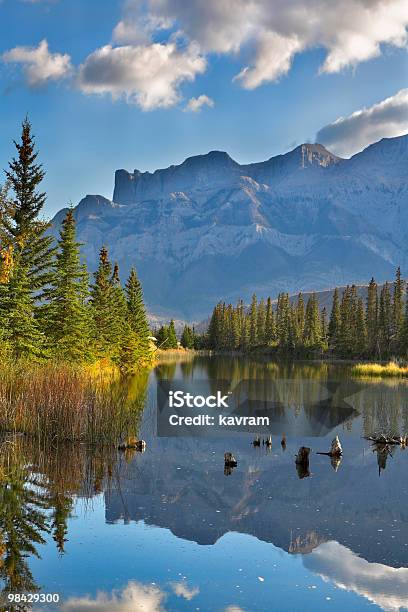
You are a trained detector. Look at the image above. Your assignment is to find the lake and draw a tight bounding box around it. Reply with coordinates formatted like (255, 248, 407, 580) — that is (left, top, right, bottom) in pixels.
(1, 356, 408, 611)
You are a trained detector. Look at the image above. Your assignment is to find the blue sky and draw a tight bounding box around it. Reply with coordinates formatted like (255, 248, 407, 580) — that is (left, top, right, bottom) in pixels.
(0, 0, 407, 218)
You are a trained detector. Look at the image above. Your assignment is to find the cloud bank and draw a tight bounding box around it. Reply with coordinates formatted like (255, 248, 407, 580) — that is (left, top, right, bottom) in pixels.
(316, 89, 408, 157)
(118, 0, 408, 88)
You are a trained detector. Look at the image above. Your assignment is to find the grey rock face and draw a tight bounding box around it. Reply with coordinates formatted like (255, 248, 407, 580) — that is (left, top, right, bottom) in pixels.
(51, 135, 408, 319)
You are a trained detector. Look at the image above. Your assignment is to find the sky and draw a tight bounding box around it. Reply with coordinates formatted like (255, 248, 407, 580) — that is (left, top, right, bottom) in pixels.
(0, 0, 407, 218)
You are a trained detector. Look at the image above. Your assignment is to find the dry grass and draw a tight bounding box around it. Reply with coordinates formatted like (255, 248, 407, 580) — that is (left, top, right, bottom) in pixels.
(351, 361, 408, 378)
(0, 360, 147, 443)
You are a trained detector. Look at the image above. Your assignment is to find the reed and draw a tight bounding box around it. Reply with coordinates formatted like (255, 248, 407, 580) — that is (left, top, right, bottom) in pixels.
(351, 361, 408, 378)
(0, 360, 147, 443)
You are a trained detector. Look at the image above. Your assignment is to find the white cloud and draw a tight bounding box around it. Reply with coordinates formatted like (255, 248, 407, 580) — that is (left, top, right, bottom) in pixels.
(184, 94, 214, 112)
(304, 540, 408, 612)
(170, 581, 199, 600)
(2, 39, 71, 87)
(316, 88, 408, 157)
(120, 0, 408, 88)
(77, 42, 206, 110)
(60, 581, 165, 612)
(234, 31, 301, 89)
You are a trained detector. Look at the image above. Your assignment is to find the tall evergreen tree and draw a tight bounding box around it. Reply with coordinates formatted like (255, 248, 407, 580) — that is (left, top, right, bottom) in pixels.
(0, 119, 55, 358)
(366, 277, 378, 357)
(90, 246, 117, 357)
(393, 266, 404, 351)
(44, 209, 91, 361)
(167, 319, 178, 349)
(328, 287, 341, 351)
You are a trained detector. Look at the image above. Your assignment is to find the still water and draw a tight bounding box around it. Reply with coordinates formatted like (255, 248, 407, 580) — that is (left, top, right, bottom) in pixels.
(2, 356, 408, 611)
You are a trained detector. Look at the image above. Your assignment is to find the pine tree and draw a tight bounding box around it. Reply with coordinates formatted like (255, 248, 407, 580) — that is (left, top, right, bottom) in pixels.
(125, 268, 150, 345)
(110, 262, 128, 355)
(89, 246, 116, 358)
(167, 320, 178, 349)
(393, 266, 404, 352)
(257, 298, 266, 345)
(44, 209, 91, 362)
(249, 294, 258, 348)
(304, 294, 322, 349)
(265, 297, 275, 345)
(366, 277, 378, 357)
(328, 288, 341, 351)
(0, 119, 55, 358)
(181, 325, 194, 349)
(355, 297, 367, 356)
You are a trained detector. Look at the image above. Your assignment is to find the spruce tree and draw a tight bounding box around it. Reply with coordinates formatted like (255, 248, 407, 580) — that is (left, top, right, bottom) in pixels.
(0, 119, 55, 358)
(167, 320, 178, 349)
(90, 246, 116, 358)
(328, 288, 341, 351)
(366, 278, 378, 357)
(181, 325, 194, 349)
(265, 297, 275, 345)
(44, 209, 91, 362)
(125, 268, 150, 345)
(393, 267, 404, 352)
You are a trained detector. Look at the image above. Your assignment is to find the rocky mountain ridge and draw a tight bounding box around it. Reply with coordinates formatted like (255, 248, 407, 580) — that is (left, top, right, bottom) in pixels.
(52, 135, 408, 319)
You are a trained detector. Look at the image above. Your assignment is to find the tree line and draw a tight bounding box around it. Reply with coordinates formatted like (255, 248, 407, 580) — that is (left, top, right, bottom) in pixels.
(205, 268, 408, 359)
(0, 120, 152, 370)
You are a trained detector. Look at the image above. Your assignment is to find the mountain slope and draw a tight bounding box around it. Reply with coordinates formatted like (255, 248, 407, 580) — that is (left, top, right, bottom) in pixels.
(51, 135, 408, 319)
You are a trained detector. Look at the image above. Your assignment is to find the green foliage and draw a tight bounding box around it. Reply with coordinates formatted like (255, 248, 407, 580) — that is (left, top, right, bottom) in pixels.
(43, 209, 91, 362)
(0, 120, 153, 371)
(205, 268, 408, 359)
(0, 119, 54, 359)
(181, 324, 195, 348)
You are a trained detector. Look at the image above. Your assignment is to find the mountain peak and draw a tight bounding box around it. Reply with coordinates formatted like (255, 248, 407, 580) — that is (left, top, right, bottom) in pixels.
(294, 143, 342, 168)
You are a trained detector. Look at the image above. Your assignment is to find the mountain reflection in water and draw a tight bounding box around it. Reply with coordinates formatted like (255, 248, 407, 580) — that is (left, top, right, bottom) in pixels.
(1, 357, 408, 611)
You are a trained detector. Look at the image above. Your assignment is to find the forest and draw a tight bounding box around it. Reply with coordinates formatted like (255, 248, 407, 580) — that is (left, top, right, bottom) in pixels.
(0, 119, 152, 372)
(204, 269, 408, 360)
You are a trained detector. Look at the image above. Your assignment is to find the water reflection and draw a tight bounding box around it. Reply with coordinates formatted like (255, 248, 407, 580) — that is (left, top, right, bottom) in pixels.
(1, 357, 408, 611)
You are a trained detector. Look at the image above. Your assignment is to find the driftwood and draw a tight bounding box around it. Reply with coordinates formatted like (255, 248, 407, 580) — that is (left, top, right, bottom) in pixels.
(295, 446, 310, 479)
(365, 434, 407, 446)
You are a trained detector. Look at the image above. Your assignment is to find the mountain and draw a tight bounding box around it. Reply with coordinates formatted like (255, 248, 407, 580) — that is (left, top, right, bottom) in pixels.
(51, 135, 408, 319)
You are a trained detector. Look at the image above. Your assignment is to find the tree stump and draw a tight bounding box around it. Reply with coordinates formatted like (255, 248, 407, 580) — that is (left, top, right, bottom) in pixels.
(295, 447, 310, 479)
(224, 452, 237, 467)
(330, 436, 342, 457)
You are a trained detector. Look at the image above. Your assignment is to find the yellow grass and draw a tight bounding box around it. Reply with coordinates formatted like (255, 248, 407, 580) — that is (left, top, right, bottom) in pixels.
(0, 360, 148, 443)
(351, 361, 408, 378)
